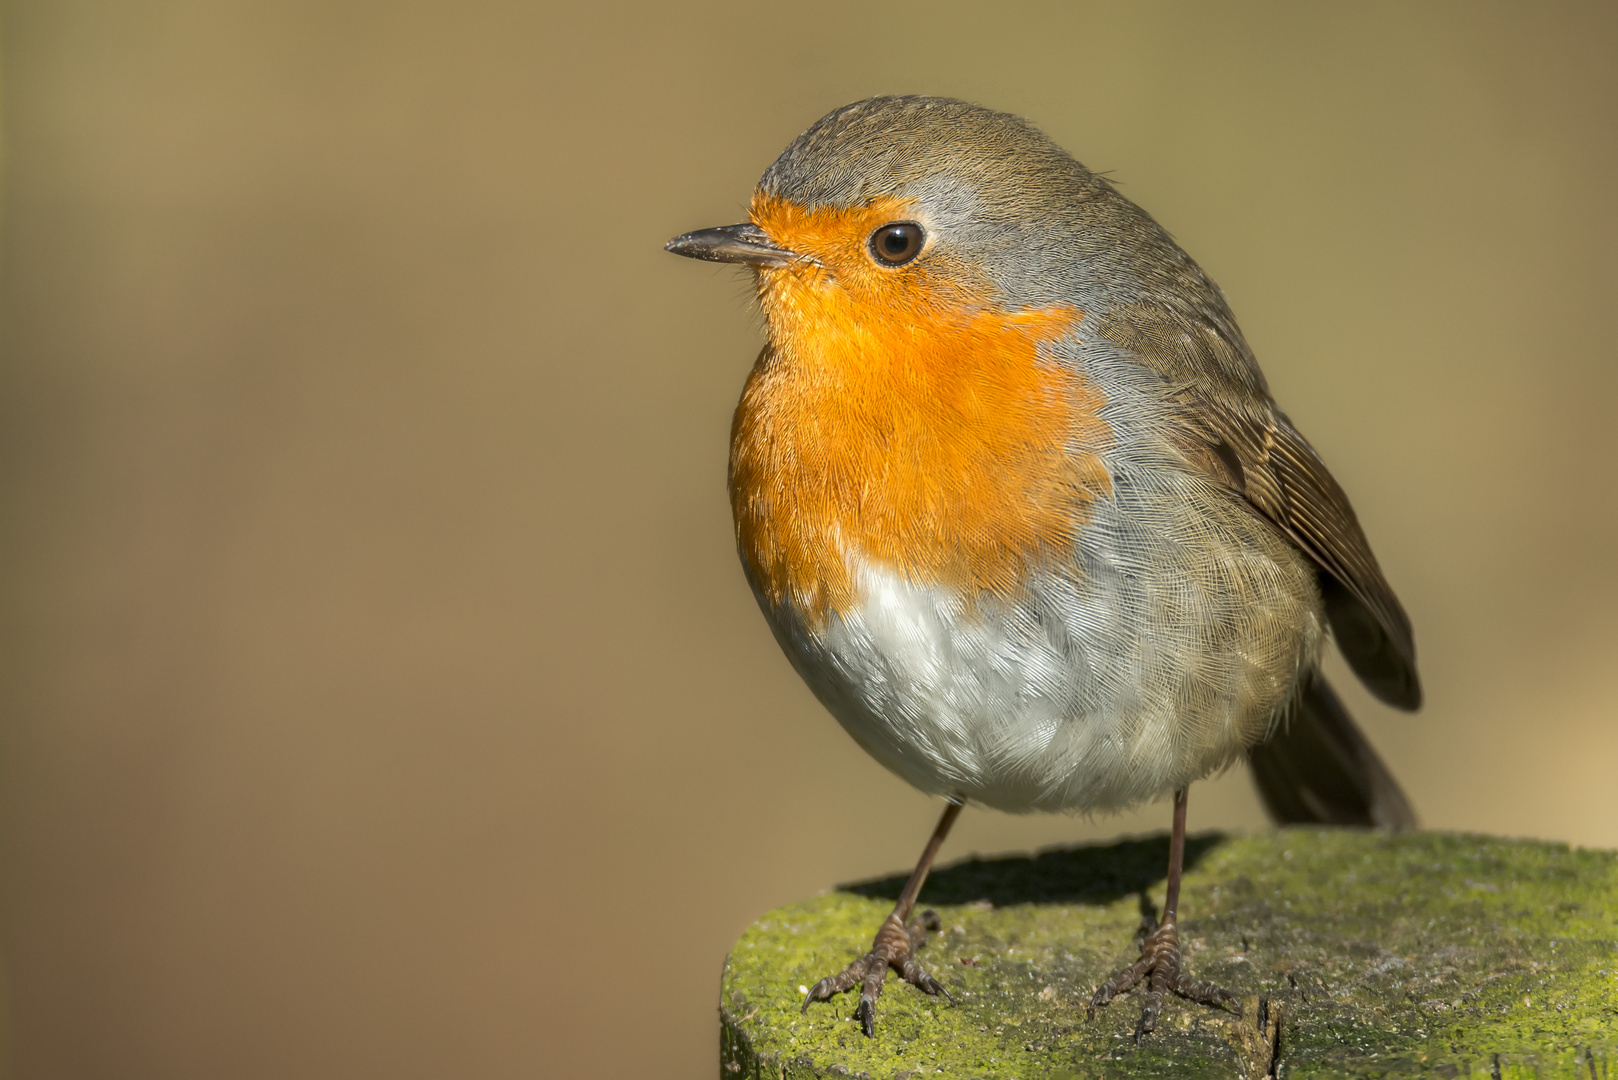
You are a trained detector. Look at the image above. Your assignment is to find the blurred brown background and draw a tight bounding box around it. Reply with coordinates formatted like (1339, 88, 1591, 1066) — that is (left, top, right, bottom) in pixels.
(1, 1, 1614, 1076)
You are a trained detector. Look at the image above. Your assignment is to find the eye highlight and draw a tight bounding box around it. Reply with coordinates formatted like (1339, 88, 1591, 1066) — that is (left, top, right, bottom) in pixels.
(868, 222, 925, 267)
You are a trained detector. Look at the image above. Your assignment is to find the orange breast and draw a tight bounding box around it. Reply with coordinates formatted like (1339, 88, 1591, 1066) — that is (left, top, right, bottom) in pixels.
(730, 199, 1112, 623)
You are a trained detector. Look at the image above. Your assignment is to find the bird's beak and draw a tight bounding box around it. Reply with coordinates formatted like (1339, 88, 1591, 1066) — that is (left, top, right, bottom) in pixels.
(664, 223, 799, 268)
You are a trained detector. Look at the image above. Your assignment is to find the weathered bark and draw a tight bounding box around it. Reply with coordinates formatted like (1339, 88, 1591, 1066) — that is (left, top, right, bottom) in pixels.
(721, 830, 1616, 1078)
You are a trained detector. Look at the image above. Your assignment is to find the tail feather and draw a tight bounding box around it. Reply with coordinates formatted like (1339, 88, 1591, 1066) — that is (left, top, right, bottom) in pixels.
(1247, 674, 1416, 829)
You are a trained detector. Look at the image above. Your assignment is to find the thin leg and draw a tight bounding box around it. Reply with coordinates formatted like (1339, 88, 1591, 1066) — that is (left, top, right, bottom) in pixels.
(1088, 787, 1240, 1040)
(1164, 783, 1187, 923)
(801, 799, 963, 1037)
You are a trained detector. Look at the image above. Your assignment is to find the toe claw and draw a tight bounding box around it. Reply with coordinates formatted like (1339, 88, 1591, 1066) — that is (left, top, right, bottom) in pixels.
(856, 996, 877, 1038)
(1138, 994, 1163, 1037)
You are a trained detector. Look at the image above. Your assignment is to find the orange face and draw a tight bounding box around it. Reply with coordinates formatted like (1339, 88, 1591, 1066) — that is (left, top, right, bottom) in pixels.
(729, 194, 1114, 624)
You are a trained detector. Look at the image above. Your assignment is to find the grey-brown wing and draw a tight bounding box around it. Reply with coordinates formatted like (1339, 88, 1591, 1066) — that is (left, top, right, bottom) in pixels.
(1236, 409, 1420, 709)
(1095, 303, 1421, 711)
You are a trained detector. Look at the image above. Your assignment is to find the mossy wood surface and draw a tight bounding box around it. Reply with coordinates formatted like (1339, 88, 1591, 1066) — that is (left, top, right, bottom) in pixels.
(720, 830, 1616, 1079)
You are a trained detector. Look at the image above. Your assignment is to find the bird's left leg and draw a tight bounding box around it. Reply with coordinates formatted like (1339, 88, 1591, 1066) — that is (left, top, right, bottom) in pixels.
(801, 798, 962, 1037)
(1087, 787, 1241, 1040)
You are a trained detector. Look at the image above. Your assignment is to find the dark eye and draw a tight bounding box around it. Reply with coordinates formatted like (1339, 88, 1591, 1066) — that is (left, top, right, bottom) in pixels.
(868, 222, 925, 266)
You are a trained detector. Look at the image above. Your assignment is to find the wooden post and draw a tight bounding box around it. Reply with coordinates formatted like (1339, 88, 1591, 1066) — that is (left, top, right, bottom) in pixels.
(721, 830, 1616, 1078)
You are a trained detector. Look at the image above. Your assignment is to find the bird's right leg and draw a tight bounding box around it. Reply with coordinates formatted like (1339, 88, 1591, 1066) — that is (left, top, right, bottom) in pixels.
(801, 798, 962, 1037)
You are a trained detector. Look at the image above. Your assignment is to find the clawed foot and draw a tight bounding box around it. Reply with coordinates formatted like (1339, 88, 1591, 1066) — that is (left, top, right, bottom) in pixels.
(801, 909, 950, 1036)
(1087, 919, 1239, 1041)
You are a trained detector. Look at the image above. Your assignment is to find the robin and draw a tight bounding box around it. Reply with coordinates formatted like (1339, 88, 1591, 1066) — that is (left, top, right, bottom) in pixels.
(666, 96, 1419, 1040)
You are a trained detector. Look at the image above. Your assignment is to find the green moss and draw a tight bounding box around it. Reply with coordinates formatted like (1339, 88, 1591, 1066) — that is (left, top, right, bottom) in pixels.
(720, 830, 1617, 1079)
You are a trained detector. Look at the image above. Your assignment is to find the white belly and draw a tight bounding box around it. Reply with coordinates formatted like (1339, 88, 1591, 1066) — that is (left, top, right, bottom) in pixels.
(753, 464, 1324, 814)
